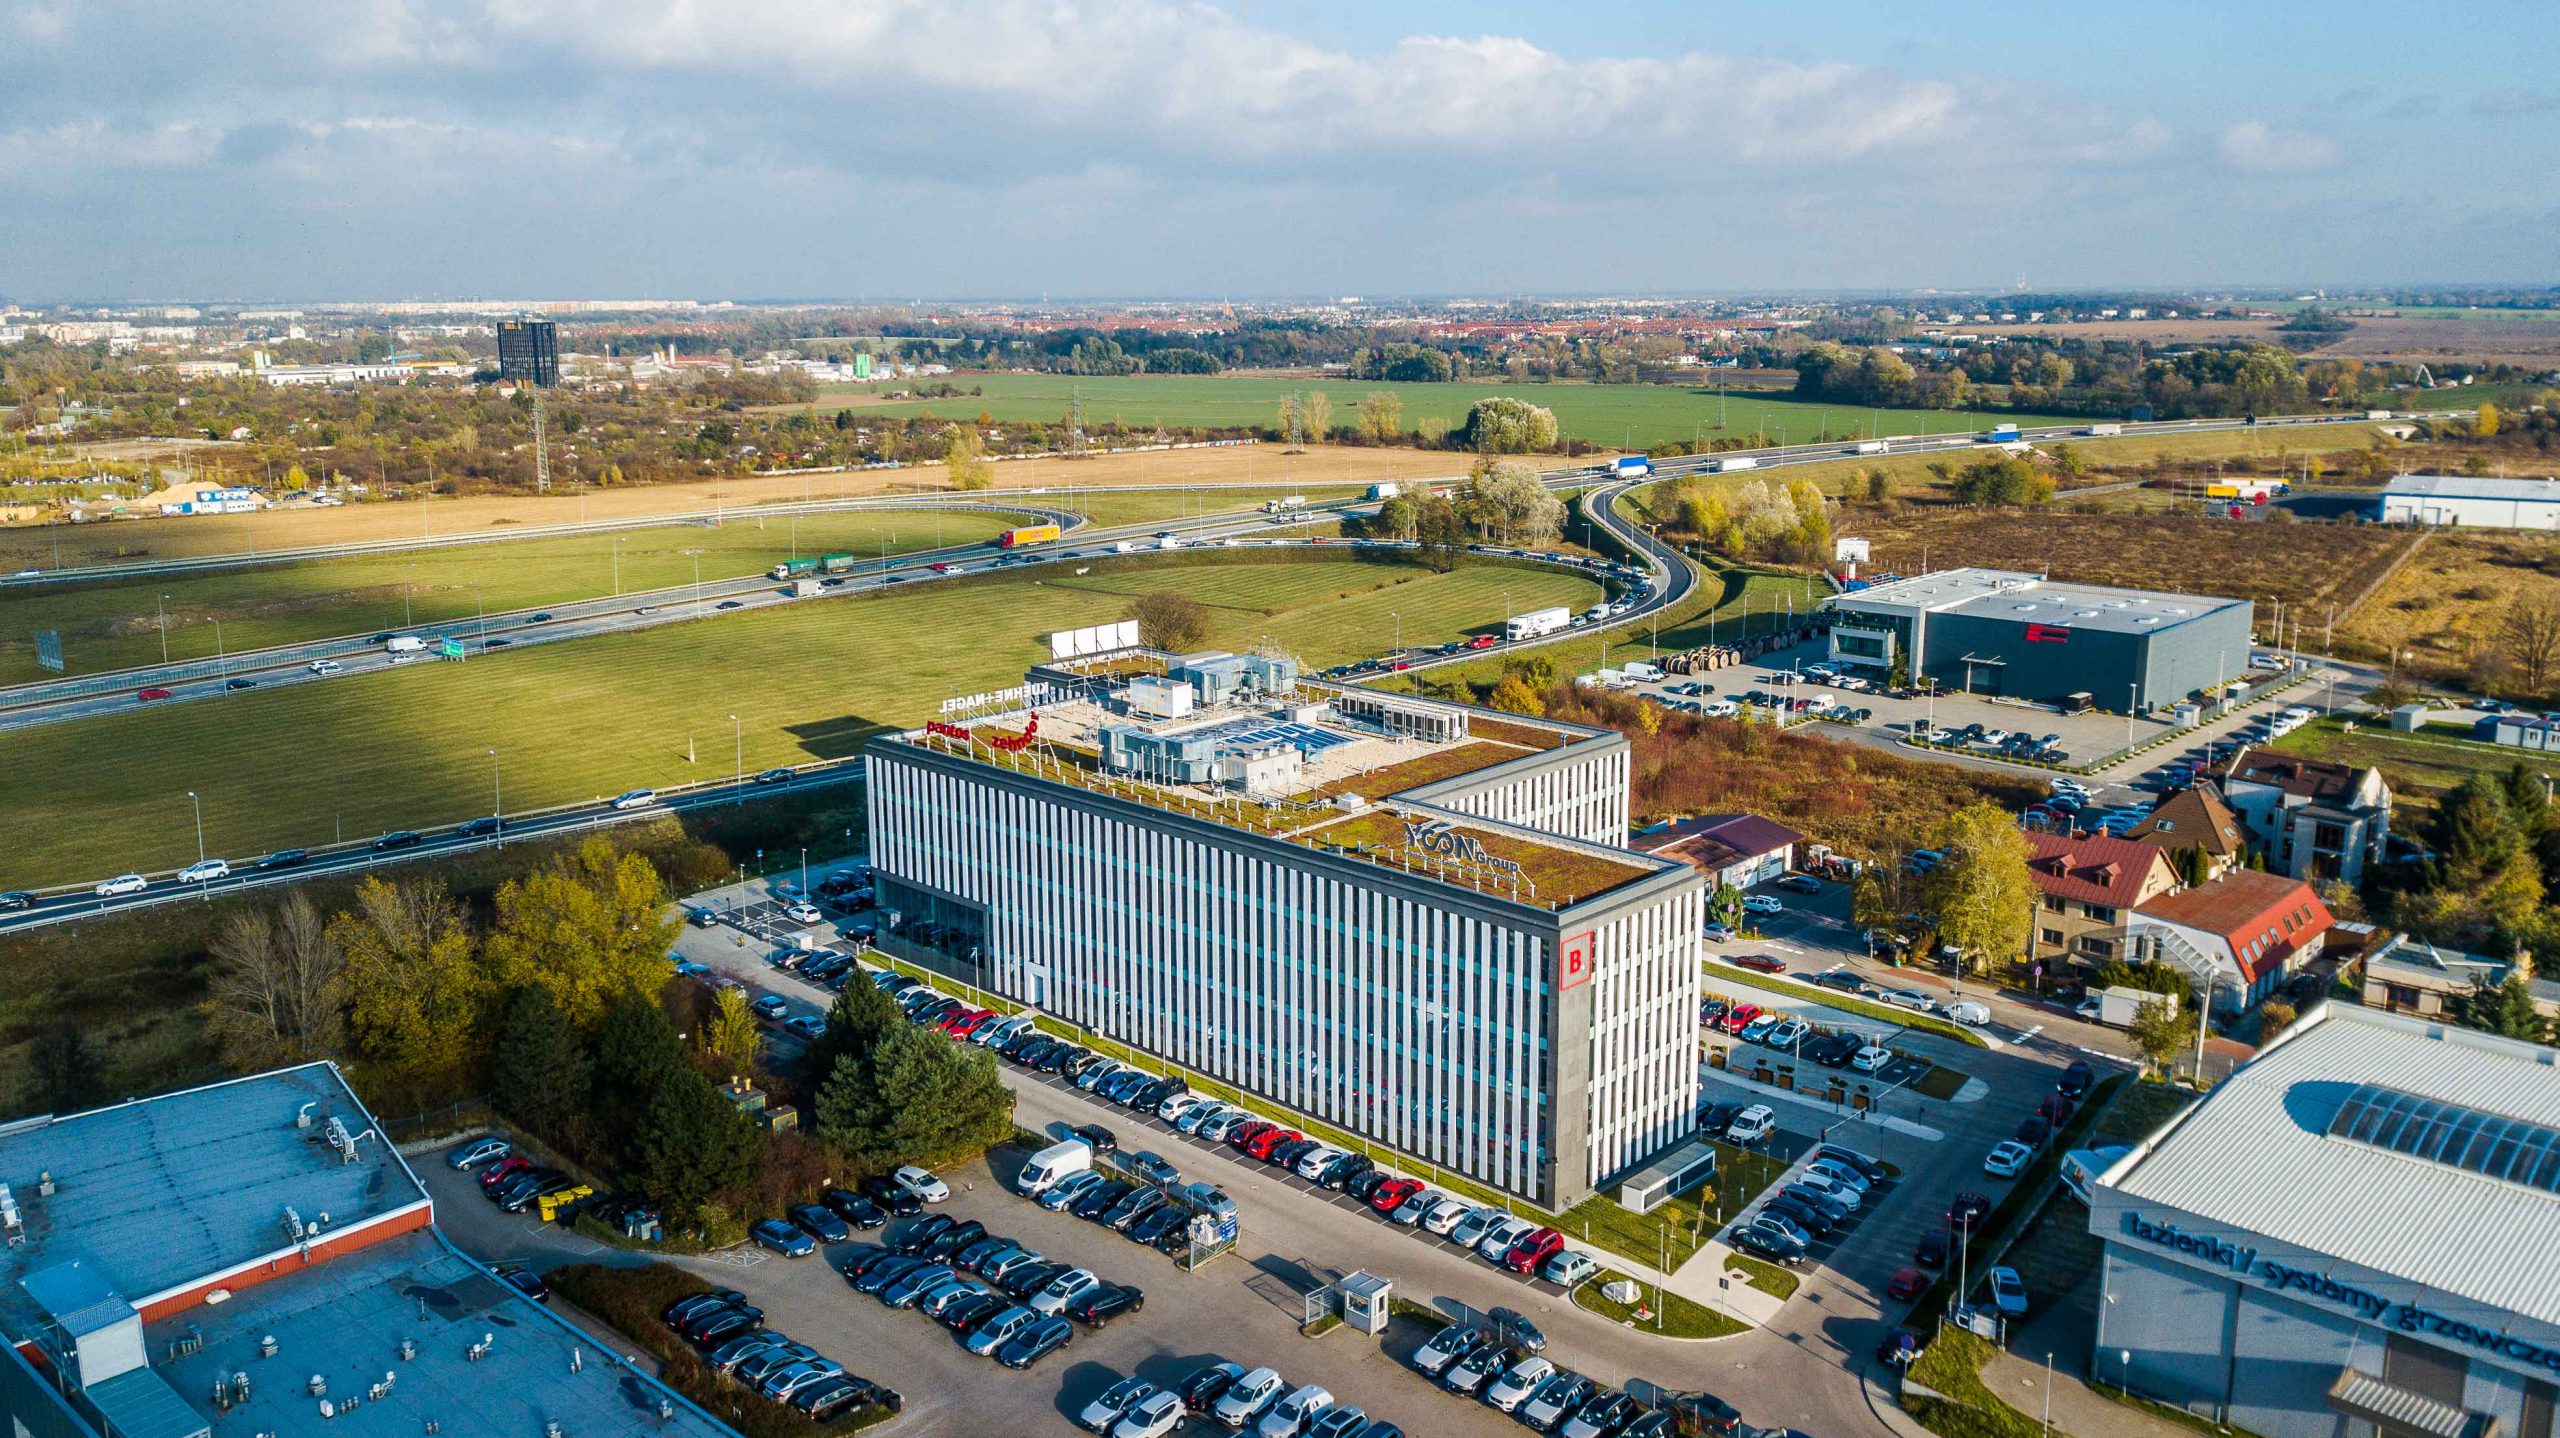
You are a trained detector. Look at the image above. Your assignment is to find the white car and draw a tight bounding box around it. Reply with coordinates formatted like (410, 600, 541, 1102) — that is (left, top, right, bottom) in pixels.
(1978, 728, 2011, 747)
(1701, 699, 1739, 717)
(1215, 1369, 1285, 1428)
(1741, 895, 1784, 915)
(1159, 1093, 1206, 1124)
(1983, 1140, 2035, 1179)
(1487, 1356, 1555, 1413)
(1792, 1170, 1862, 1211)
(1725, 1105, 1776, 1146)
(892, 1164, 950, 1203)
(1448, 1207, 1502, 1249)
(609, 788, 657, 810)
(1292, 1146, 1344, 1181)
(1113, 1391, 1187, 1438)
(1702, 923, 1736, 942)
(1478, 1216, 1537, 1263)
(1196, 1107, 1249, 1141)
(1763, 1019, 1810, 1049)
(1419, 1197, 1473, 1235)
(1081, 1379, 1158, 1433)
(1030, 1267, 1100, 1315)
(782, 902, 823, 925)
(1850, 1045, 1894, 1073)
(177, 859, 231, 884)
(1257, 1384, 1332, 1438)
(94, 873, 149, 898)
(10, 568, 38, 580)
(306, 659, 343, 675)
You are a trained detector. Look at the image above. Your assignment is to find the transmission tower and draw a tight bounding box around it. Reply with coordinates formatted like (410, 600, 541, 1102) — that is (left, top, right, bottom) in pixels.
(531, 388, 551, 494)
(1069, 385, 1085, 459)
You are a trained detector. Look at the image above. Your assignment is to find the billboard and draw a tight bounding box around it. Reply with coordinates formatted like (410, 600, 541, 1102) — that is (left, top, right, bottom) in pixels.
(32, 630, 63, 673)
(1047, 619, 1142, 661)
(1834, 538, 1872, 564)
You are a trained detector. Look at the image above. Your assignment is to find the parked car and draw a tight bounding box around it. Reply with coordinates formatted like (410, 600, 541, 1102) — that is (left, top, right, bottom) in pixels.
(750, 1219, 817, 1258)
(1724, 1105, 1776, 1147)
(1733, 953, 1787, 974)
(994, 1315, 1073, 1369)
(447, 1136, 511, 1169)
(1488, 1356, 1556, 1413)
(1215, 1368, 1287, 1429)
(892, 1164, 951, 1203)
(1983, 1140, 2034, 1179)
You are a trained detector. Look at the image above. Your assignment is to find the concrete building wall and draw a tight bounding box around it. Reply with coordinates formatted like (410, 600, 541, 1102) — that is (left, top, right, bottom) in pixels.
(1419, 741, 1630, 845)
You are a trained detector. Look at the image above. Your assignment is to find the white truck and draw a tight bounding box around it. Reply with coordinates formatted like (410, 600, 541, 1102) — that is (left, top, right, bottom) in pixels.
(2081, 423, 2125, 437)
(1505, 606, 1573, 642)
(2082, 984, 2178, 1028)
(1366, 483, 1400, 501)
(1851, 440, 1891, 455)
(1264, 496, 1307, 514)
(1016, 1139, 1094, 1196)
(384, 635, 426, 655)
(1710, 455, 1759, 473)
(1622, 660, 1665, 682)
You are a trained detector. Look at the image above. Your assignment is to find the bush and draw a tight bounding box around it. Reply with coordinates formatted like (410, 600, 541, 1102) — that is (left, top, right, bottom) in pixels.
(548, 1263, 897, 1437)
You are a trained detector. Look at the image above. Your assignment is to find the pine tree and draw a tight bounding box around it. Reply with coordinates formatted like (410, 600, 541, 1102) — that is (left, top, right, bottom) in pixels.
(2487, 975, 2550, 1043)
(856, 1027, 1017, 1167)
(804, 978, 906, 1099)
(634, 1068, 760, 1217)
(492, 987, 590, 1142)
(591, 987, 684, 1153)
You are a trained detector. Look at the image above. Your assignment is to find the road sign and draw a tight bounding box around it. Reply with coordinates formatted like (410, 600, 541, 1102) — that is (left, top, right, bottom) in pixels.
(33, 630, 63, 673)
(439, 637, 466, 659)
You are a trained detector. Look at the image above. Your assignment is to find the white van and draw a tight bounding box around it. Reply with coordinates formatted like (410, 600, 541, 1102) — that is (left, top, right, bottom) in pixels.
(1016, 1139, 1093, 1196)
(1725, 1104, 1776, 1146)
(1944, 1000, 1992, 1026)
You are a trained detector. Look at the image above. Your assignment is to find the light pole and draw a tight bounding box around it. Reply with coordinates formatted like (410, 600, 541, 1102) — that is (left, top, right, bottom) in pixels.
(185, 790, 206, 897)
(404, 566, 415, 627)
(1390, 610, 1401, 655)
(488, 749, 503, 844)
(211, 617, 226, 677)
(2126, 682, 2138, 747)
(612, 536, 623, 596)
(729, 713, 744, 803)
(157, 594, 171, 663)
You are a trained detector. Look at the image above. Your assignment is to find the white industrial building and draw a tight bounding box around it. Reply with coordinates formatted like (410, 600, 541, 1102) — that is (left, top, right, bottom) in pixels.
(2090, 1005, 2560, 1438)
(866, 651, 1699, 1208)
(2381, 475, 2560, 531)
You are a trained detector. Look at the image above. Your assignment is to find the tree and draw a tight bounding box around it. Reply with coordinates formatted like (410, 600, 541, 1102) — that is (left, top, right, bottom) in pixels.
(848, 1026, 1017, 1166)
(702, 987, 761, 1067)
(1130, 590, 1211, 651)
(1849, 874, 1896, 938)
(1356, 391, 1404, 441)
(203, 892, 344, 1066)
(23, 1021, 104, 1115)
(492, 986, 590, 1142)
(1925, 802, 2035, 974)
(944, 426, 993, 489)
(2499, 599, 2560, 696)
(2178, 843, 2215, 889)
(1457, 397, 1560, 454)
(332, 877, 489, 1094)
(1301, 390, 1333, 441)
(2476, 403, 2503, 439)
(591, 988, 685, 1144)
(1487, 675, 1545, 716)
(2482, 974, 2549, 1042)
(483, 838, 681, 1029)
(1949, 456, 2056, 507)
(1864, 468, 1894, 505)
(2128, 996, 2196, 1080)
(1709, 883, 1744, 928)
(633, 1067, 761, 1217)
(1458, 459, 1564, 543)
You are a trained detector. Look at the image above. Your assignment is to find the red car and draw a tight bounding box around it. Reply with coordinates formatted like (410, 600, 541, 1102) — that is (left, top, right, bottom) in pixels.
(1467, 634, 1498, 649)
(945, 1009, 993, 1038)
(1244, 1127, 1297, 1162)
(1368, 1178, 1423, 1215)
(478, 1156, 533, 1192)
(2036, 1094, 2076, 1126)
(1226, 1120, 1276, 1151)
(1886, 1266, 1927, 1302)
(1733, 955, 1787, 975)
(1504, 1227, 1564, 1274)
(1391, 661, 1411, 671)
(137, 687, 174, 702)
(1717, 1003, 1762, 1034)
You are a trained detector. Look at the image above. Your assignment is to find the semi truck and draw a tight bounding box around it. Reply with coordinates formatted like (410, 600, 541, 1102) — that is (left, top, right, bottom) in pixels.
(998, 523, 1061, 548)
(1264, 495, 1308, 513)
(1366, 482, 1401, 501)
(1609, 456, 1652, 480)
(1709, 455, 1758, 473)
(1505, 606, 1573, 642)
(2082, 423, 2124, 437)
(768, 552, 859, 580)
(1980, 422, 2023, 444)
(1850, 439, 1891, 455)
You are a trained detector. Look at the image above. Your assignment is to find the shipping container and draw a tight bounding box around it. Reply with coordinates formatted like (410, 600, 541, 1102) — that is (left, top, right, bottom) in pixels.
(998, 524, 1061, 548)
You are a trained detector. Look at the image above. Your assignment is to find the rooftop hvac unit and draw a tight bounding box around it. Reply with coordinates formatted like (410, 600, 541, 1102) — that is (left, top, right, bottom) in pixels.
(0, 1181, 20, 1246)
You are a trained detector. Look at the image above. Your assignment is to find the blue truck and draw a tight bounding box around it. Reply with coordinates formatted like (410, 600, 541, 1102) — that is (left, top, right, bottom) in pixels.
(1979, 422, 2023, 444)
(1609, 455, 1652, 480)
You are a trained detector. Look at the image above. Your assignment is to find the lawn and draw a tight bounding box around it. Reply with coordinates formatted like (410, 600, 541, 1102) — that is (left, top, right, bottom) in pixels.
(0, 507, 1026, 682)
(2339, 532, 2560, 697)
(1574, 1267, 1749, 1338)
(0, 554, 1597, 886)
(2273, 714, 2522, 831)
(811, 373, 2079, 450)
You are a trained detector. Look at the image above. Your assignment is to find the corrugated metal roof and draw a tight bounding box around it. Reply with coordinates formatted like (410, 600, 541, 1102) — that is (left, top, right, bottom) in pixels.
(2102, 1004, 2560, 1328)
(2327, 1372, 2482, 1438)
(86, 1367, 211, 1438)
(2383, 474, 2560, 505)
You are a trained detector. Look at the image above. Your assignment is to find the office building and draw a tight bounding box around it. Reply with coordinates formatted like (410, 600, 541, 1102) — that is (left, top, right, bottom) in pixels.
(866, 651, 1701, 1209)
(2091, 1004, 2560, 1438)
(1826, 568, 2254, 711)
(496, 319, 560, 387)
(0, 1064, 732, 1438)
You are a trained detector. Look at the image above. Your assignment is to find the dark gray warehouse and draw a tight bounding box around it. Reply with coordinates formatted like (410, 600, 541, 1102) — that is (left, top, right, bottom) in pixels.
(1824, 567, 2255, 711)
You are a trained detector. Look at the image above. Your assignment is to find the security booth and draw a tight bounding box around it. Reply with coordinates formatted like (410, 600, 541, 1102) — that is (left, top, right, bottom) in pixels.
(1338, 1272, 1392, 1336)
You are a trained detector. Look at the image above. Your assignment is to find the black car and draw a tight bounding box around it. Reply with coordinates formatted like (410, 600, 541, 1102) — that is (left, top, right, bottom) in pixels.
(789, 1203, 850, 1244)
(1813, 1144, 1892, 1184)
(1038, 1045, 1081, 1074)
(2057, 1060, 2095, 1099)
(997, 1260, 1068, 1300)
(923, 1218, 987, 1260)
(1762, 1196, 1834, 1239)
(1066, 1284, 1144, 1327)
(1270, 1138, 1320, 1170)
(2014, 1115, 2053, 1149)
(836, 1245, 895, 1282)
(1072, 1123, 1118, 1153)
(250, 848, 310, 870)
(1913, 1227, 1950, 1268)
(1947, 1192, 1993, 1231)
(1727, 1225, 1806, 1266)
(853, 1256, 924, 1296)
(1107, 1188, 1168, 1232)
(496, 1266, 550, 1304)
(686, 1310, 761, 1349)
(1318, 1153, 1374, 1189)
(894, 1213, 954, 1255)
(862, 1175, 923, 1216)
(1679, 1391, 1744, 1437)
(1072, 1179, 1133, 1221)
(1127, 1204, 1187, 1246)
(820, 1187, 887, 1230)
(952, 1237, 1013, 1274)
(528, 613, 554, 623)
(456, 816, 504, 838)
(370, 830, 423, 852)
(664, 1289, 745, 1328)
(1698, 1100, 1744, 1134)
(1488, 1306, 1546, 1354)
(995, 1315, 1072, 1369)
(936, 1291, 1007, 1334)
(1343, 1170, 1392, 1203)
(1179, 1363, 1244, 1412)
(1571, 1392, 1641, 1435)
(679, 1301, 763, 1342)
(225, 677, 257, 691)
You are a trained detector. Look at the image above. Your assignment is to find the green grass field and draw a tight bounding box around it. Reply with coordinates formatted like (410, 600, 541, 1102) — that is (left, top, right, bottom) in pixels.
(2272, 714, 2519, 831)
(0, 509, 1031, 683)
(808, 373, 2079, 450)
(0, 555, 1600, 886)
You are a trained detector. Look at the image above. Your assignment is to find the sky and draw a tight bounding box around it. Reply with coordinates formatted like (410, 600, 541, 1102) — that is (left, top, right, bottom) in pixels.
(2, 0, 2555, 303)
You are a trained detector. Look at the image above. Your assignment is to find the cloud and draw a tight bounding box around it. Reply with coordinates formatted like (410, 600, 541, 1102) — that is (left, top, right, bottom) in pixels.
(2473, 89, 2559, 116)
(2216, 120, 2341, 175)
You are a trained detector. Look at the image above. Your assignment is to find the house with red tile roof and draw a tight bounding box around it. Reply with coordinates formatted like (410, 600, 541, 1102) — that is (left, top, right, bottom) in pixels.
(2126, 868, 2333, 1015)
(2022, 831, 2182, 979)
(2121, 782, 2249, 880)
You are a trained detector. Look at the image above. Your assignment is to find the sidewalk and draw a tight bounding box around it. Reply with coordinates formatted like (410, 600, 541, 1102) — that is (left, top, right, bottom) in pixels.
(1981, 1349, 2202, 1438)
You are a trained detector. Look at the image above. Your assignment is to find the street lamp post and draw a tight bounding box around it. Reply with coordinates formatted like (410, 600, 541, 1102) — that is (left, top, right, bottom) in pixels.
(489, 749, 503, 846)
(612, 537, 623, 596)
(1390, 611, 1401, 655)
(185, 790, 207, 899)
(729, 713, 743, 803)
(157, 594, 171, 663)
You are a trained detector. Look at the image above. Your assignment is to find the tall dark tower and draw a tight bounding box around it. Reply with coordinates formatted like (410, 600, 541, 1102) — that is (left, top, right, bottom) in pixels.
(496, 319, 559, 386)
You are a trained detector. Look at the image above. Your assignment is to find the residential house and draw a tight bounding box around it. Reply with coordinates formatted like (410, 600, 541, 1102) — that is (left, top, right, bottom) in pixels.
(1634, 813, 1805, 890)
(2126, 869, 2334, 1015)
(2023, 831, 2182, 977)
(2220, 748, 2391, 885)
(2358, 934, 2560, 1025)
(2121, 783, 2249, 880)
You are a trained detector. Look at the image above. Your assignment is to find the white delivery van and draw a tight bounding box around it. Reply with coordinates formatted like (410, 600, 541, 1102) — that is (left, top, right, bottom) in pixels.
(1017, 1139, 1094, 1196)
